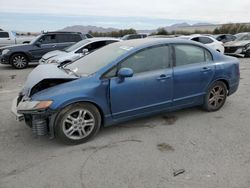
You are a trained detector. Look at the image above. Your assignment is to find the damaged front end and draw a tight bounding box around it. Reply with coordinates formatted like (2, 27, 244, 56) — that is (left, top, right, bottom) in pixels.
(11, 63, 79, 138)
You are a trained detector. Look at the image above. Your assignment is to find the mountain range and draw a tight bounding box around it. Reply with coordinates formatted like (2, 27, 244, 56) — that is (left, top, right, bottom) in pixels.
(61, 22, 215, 34)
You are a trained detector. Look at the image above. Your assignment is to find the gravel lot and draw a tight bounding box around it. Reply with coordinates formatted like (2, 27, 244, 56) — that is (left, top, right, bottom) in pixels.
(0, 59, 250, 188)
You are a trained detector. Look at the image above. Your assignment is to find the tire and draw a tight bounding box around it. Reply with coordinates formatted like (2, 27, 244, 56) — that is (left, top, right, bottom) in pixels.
(10, 53, 29, 69)
(203, 81, 227, 112)
(55, 102, 101, 145)
(245, 50, 250, 58)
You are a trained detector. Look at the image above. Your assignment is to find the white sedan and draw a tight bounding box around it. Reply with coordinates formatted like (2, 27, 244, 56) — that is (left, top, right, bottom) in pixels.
(179, 35, 225, 53)
(39, 37, 121, 65)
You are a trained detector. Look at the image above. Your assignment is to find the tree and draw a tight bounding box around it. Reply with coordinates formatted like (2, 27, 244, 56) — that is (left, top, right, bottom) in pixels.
(88, 28, 137, 37)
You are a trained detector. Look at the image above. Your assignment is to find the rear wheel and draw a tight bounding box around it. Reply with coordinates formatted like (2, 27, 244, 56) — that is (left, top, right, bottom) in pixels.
(203, 81, 227, 112)
(10, 53, 29, 69)
(55, 103, 101, 145)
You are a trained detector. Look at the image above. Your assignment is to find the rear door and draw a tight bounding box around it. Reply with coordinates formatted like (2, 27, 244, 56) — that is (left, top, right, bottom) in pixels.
(109, 45, 173, 119)
(172, 44, 215, 107)
(56, 34, 81, 49)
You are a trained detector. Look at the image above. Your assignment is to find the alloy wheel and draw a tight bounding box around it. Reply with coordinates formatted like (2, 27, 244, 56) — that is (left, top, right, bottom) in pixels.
(62, 109, 95, 140)
(12, 55, 28, 69)
(208, 85, 226, 109)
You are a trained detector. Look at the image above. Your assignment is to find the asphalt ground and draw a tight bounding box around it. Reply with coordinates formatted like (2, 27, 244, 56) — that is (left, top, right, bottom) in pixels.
(0, 59, 250, 188)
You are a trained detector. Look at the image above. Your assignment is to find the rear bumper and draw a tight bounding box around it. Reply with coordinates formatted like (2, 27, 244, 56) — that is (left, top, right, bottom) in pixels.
(228, 82, 239, 96)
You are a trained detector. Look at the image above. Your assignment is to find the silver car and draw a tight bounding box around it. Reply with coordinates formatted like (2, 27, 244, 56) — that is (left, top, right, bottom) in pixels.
(39, 37, 121, 65)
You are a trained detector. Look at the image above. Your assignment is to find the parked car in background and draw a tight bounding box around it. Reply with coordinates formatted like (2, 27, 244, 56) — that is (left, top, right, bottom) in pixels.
(0, 31, 34, 47)
(213, 34, 236, 43)
(39, 37, 121, 65)
(0, 31, 92, 69)
(224, 32, 250, 57)
(121, 34, 147, 40)
(179, 35, 225, 53)
(12, 38, 239, 144)
(147, 35, 181, 38)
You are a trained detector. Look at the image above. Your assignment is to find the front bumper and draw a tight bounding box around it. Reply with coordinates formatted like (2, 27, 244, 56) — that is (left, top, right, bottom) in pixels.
(224, 46, 246, 57)
(0, 54, 10, 64)
(11, 96, 57, 137)
(11, 97, 25, 121)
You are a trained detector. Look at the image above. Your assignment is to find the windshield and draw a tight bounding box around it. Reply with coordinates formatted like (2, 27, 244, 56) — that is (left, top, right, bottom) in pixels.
(66, 43, 132, 76)
(30, 35, 41, 44)
(64, 39, 90, 52)
(235, 34, 250, 41)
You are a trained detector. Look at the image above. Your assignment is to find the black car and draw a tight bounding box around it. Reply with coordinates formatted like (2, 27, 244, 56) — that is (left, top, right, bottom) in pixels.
(213, 34, 236, 43)
(121, 34, 147, 40)
(0, 32, 92, 69)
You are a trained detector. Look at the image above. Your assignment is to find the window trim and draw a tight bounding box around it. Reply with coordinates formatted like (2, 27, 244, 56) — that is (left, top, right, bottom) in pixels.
(172, 43, 213, 67)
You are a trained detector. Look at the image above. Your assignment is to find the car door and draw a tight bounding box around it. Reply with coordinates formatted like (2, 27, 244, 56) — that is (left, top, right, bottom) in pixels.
(109, 45, 173, 119)
(173, 44, 215, 107)
(30, 34, 58, 60)
(0, 32, 12, 46)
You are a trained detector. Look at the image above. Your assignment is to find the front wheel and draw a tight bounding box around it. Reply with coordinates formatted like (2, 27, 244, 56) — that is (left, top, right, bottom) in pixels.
(203, 81, 227, 112)
(10, 53, 29, 69)
(55, 103, 101, 145)
(245, 50, 250, 58)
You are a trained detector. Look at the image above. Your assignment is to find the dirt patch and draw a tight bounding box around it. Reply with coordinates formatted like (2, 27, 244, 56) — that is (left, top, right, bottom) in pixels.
(157, 143, 174, 152)
(162, 114, 177, 125)
(9, 75, 16, 80)
(82, 139, 142, 152)
(214, 116, 224, 119)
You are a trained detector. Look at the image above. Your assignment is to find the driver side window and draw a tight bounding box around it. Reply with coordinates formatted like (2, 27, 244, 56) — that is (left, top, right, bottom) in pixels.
(120, 45, 170, 74)
(39, 35, 56, 44)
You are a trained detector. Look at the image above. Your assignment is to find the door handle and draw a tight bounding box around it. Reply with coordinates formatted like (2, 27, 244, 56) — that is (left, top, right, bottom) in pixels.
(201, 67, 211, 72)
(157, 74, 171, 81)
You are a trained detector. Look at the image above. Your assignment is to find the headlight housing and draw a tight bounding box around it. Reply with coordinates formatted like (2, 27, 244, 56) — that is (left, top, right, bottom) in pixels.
(245, 43, 250, 49)
(17, 100, 53, 112)
(46, 59, 58, 64)
(2, 49, 10, 55)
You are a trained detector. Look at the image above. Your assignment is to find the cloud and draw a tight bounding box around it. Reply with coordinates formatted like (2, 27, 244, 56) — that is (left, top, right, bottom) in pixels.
(1, 0, 250, 23)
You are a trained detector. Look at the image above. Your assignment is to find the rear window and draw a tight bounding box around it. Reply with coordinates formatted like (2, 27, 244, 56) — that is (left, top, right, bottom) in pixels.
(0, 32, 9, 38)
(174, 44, 213, 66)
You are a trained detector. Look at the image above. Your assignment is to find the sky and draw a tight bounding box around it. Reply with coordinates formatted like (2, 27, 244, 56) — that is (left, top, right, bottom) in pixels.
(0, 0, 250, 32)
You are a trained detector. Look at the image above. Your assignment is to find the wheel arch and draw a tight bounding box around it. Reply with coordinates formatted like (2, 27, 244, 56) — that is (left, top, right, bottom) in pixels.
(10, 52, 31, 62)
(50, 100, 105, 139)
(56, 100, 105, 125)
(208, 78, 230, 93)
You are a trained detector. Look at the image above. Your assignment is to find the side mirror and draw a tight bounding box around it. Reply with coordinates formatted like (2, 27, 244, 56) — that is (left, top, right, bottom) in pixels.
(35, 42, 41, 47)
(118, 68, 134, 79)
(82, 48, 89, 55)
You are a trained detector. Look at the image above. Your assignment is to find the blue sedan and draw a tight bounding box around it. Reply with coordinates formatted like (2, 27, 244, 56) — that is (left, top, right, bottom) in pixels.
(12, 39, 240, 144)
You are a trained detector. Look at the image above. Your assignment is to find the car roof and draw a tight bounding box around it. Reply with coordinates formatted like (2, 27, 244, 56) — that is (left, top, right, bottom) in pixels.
(85, 37, 121, 42)
(112, 38, 206, 50)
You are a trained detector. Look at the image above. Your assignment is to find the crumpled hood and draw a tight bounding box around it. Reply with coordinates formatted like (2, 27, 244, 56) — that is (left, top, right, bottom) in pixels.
(21, 63, 78, 96)
(42, 50, 66, 60)
(224, 40, 250, 47)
